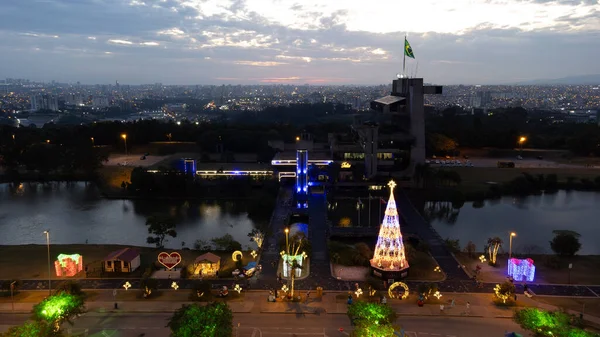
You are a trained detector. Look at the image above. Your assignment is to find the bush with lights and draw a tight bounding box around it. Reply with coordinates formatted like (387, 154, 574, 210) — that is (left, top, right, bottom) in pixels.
(0, 321, 60, 337)
(32, 292, 86, 332)
(493, 281, 516, 305)
(168, 302, 233, 337)
(513, 308, 598, 337)
(346, 300, 399, 337)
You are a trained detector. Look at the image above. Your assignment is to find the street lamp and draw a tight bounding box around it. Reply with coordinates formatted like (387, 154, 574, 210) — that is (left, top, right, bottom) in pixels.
(518, 136, 526, 155)
(43, 231, 51, 295)
(509, 232, 517, 259)
(90, 137, 95, 146)
(121, 134, 128, 156)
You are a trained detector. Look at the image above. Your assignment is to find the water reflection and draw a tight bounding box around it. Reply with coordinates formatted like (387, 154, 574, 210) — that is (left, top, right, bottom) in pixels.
(430, 190, 600, 255)
(0, 182, 257, 249)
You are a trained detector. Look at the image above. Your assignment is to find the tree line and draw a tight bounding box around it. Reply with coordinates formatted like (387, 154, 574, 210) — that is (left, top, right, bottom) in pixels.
(426, 107, 600, 156)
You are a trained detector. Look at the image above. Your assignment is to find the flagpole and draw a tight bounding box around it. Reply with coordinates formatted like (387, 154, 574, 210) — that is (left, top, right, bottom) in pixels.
(402, 35, 406, 77)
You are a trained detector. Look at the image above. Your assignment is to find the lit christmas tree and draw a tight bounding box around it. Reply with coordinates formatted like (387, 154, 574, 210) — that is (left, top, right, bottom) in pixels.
(370, 180, 409, 275)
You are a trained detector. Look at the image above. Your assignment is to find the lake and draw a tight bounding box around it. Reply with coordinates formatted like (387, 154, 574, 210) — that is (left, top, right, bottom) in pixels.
(428, 191, 600, 255)
(0, 182, 257, 249)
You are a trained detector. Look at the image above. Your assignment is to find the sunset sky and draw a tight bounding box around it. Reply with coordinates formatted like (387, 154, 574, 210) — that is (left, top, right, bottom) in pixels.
(1, 0, 599, 85)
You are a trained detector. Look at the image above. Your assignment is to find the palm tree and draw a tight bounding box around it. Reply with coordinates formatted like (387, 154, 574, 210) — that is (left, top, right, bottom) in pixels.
(486, 237, 503, 265)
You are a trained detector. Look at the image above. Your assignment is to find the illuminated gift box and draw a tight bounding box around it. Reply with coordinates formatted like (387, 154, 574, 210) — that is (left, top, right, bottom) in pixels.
(54, 254, 83, 277)
(507, 258, 535, 282)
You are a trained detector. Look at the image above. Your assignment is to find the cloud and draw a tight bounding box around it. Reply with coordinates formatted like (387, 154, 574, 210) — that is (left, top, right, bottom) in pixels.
(0, 0, 598, 84)
(108, 39, 134, 45)
(233, 61, 287, 66)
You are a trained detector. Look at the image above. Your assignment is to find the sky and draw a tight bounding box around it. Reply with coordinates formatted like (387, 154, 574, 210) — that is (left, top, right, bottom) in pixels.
(1, 0, 599, 85)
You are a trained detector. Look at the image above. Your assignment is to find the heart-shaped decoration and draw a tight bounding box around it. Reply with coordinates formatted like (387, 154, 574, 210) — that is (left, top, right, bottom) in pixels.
(157, 252, 182, 270)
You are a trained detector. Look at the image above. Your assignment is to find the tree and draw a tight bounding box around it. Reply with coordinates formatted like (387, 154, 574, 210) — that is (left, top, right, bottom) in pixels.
(145, 215, 177, 248)
(550, 230, 582, 257)
(168, 302, 233, 337)
(211, 234, 242, 251)
(347, 301, 398, 337)
(494, 281, 516, 304)
(427, 133, 458, 155)
(464, 241, 477, 258)
(248, 228, 265, 249)
(0, 321, 60, 337)
(32, 292, 85, 332)
(444, 238, 460, 253)
(486, 237, 503, 265)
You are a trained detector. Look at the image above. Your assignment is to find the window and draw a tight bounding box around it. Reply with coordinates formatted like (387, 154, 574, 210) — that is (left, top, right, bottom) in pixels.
(107, 261, 112, 268)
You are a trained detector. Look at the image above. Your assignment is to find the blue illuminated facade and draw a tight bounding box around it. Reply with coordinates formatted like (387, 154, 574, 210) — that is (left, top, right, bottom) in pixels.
(183, 158, 196, 175)
(295, 149, 308, 208)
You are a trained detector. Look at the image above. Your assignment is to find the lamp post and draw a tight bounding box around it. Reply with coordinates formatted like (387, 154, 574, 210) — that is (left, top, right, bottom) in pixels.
(121, 134, 128, 156)
(90, 137, 95, 146)
(284, 228, 289, 277)
(10, 281, 16, 311)
(518, 136, 526, 156)
(509, 232, 517, 259)
(43, 231, 51, 295)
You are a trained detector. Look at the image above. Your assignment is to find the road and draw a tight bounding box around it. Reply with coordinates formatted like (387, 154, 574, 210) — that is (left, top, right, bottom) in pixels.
(0, 313, 527, 337)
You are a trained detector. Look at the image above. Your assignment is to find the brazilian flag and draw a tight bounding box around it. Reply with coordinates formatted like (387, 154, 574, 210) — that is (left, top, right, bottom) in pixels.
(404, 38, 415, 59)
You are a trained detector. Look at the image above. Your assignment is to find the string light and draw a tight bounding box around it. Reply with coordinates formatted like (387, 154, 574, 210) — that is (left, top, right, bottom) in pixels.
(370, 180, 409, 271)
(508, 258, 536, 282)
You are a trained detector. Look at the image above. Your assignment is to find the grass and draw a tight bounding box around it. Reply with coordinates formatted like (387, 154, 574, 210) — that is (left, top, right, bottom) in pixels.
(455, 252, 600, 285)
(0, 244, 255, 281)
(328, 241, 444, 282)
(446, 167, 600, 194)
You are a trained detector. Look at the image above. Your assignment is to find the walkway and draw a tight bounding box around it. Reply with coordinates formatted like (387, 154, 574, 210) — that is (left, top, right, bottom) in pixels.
(396, 189, 470, 281)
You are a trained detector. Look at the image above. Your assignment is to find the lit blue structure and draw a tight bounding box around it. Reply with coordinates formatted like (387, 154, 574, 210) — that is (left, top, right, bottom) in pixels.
(295, 149, 308, 208)
(183, 158, 196, 175)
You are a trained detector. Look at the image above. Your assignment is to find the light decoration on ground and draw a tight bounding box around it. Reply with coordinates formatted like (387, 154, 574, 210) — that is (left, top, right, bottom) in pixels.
(507, 258, 536, 282)
(355, 288, 363, 297)
(281, 284, 289, 293)
(433, 266, 441, 273)
(54, 254, 83, 277)
(250, 250, 258, 259)
(123, 282, 131, 291)
(171, 282, 179, 290)
(232, 251, 243, 262)
(370, 180, 409, 272)
(234, 284, 242, 294)
(387, 282, 410, 300)
(494, 284, 511, 303)
(479, 255, 487, 263)
(433, 291, 442, 299)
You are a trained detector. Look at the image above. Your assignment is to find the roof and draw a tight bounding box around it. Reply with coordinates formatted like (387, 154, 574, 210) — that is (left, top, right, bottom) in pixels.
(195, 252, 221, 264)
(196, 163, 271, 171)
(104, 248, 140, 262)
(373, 95, 406, 105)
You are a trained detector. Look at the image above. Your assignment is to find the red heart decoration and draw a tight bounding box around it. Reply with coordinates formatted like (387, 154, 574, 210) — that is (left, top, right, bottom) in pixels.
(157, 252, 182, 270)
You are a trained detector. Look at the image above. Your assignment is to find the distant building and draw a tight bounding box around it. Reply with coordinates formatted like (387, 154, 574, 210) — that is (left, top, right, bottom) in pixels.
(65, 93, 84, 106)
(92, 96, 110, 108)
(30, 94, 59, 111)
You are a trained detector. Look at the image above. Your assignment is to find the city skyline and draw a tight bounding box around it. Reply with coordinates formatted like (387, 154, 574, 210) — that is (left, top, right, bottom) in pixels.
(1, 0, 600, 85)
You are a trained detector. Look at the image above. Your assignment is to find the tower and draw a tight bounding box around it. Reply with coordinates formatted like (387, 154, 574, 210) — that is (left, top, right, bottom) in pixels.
(295, 149, 308, 208)
(370, 180, 410, 280)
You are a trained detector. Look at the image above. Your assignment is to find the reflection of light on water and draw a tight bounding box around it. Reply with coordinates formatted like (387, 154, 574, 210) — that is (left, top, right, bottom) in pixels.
(200, 205, 221, 219)
(338, 217, 351, 227)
